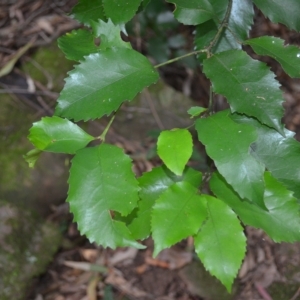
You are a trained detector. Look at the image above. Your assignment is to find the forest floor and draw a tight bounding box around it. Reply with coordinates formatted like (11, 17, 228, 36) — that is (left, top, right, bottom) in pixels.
(1, 1, 300, 300)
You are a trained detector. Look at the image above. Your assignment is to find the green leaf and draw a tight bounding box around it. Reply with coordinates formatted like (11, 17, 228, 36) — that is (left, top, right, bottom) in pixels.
(231, 114, 300, 199)
(58, 29, 99, 62)
(152, 182, 207, 256)
(210, 171, 300, 243)
(203, 49, 285, 133)
(253, 0, 300, 32)
(245, 36, 300, 78)
(102, 0, 142, 24)
(55, 48, 159, 121)
(187, 106, 207, 118)
(194, 195, 246, 292)
(196, 110, 265, 207)
(23, 148, 42, 168)
(71, 0, 106, 26)
(195, 0, 254, 60)
(91, 19, 131, 50)
(28, 116, 94, 154)
(157, 129, 193, 176)
(68, 144, 143, 249)
(129, 166, 202, 240)
(166, 0, 226, 26)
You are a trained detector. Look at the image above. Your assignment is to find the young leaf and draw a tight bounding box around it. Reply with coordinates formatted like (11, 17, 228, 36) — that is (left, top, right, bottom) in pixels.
(68, 144, 143, 249)
(28, 116, 94, 154)
(91, 19, 131, 50)
(210, 171, 300, 243)
(203, 49, 285, 134)
(58, 29, 99, 62)
(187, 106, 207, 118)
(102, 0, 142, 24)
(231, 113, 300, 199)
(23, 148, 42, 168)
(253, 0, 300, 32)
(245, 36, 300, 78)
(71, 0, 106, 26)
(55, 48, 159, 121)
(130, 166, 202, 240)
(194, 195, 246, 293)
(194, 0, 254, 60)
(157, 129, 193, 176)
(152, 181, 207, 256)
(196, 110, 265, 207)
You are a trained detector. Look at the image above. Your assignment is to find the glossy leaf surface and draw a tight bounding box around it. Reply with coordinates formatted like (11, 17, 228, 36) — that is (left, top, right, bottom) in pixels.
(58, 29, 98, 61)
(152, 181, 207, 256)
(210, 172, 300, 242)
(103, 0, 142, 24)
(194, 195, 246, 292)
(196, 110, 265, 207)
(157, 129, 193, 175)
(245, 36, 300, 78)
(28, 116, 94, 154)
(203, 50, 284, 133)
(71, 0, 106, 26)
(68, 144, 143, 249)
(253, 0, 300, 32)
(130, 166, 202, 240)
(91, 19, 131, 50)
(231, 114, 300, 199)
(55, 48, 159, 121)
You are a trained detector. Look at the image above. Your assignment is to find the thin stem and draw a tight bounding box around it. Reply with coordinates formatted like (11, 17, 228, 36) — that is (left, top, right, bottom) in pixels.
(154, 49, 206, 69)
(98, 111, 117, 142)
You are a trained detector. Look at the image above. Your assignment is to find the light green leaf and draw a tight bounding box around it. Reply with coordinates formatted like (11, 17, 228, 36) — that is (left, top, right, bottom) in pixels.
(71, 0, 106, 26)
(196, 110, 265, 207)
(210, 171, 300, 243)
(58, 29, 99, 62)
(152, 181, 207, 256)
(129, 166, 202, 240)
(245, 36, 300, 78)
(187, 106, 207, 118)
(28, 116, 94, 154)
(194, 0, 254, 60)
(157, 129, 193, 175)
(23, 148, 42, 168)
(253, 0, 300, 32)
(55, 48, 159, 121)
(203, 50, 285, 133)
(68, 144, 143, 249)
(166, 0, 226, 25)
(231, 114, 300, 199)
(91, 19, 131, 50)
(103, 0, 142, 24)
(194, 195, 246, 292)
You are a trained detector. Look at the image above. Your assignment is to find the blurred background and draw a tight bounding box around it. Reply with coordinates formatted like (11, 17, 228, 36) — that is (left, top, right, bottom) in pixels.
(1, 1, 300, 299)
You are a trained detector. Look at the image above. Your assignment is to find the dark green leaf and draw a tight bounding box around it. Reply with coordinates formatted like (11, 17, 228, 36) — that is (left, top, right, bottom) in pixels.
(71, 0, 106, 26)
(203, 50, 285, 133)
(166, 0, 226, 25)
(196, 110, 265, 207)
(194, 195, 246, 292)
(231, 114, 300, 199)
(28, 116, 94, 154)
(245, 36, 300, 78)
(68, 144, 143, 249)
(152, 182, 207, 256)
(253, 0, 300, 32)
(103, 0, 142, 24)
(55, 48, 159, 121)
(210, 171, 300, 243)
(58, 29, 98, 62)
(91, 19, 131, 50)
(157, 129, 193, 175)
(129, 166, 202, 240)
